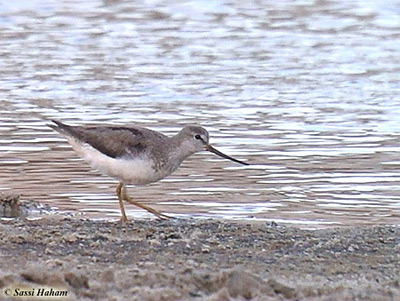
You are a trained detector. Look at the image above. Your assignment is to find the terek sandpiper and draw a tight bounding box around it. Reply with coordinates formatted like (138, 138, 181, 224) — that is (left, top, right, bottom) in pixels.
(49, 120, 248, 221)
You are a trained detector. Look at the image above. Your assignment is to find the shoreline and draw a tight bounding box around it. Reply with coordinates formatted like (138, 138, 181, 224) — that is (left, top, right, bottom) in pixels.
(0, 216, 399, 300)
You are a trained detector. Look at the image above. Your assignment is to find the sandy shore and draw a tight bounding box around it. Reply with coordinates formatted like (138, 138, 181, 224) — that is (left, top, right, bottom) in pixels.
(0, 214, 399, 300)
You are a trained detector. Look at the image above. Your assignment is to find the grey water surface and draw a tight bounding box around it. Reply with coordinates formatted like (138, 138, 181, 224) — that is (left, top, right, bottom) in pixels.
(1, 0, 400, 227)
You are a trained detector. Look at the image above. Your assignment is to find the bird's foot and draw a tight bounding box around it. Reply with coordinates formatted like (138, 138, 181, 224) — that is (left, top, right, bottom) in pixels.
(119, 215, 129, 223)
(155, 211, 173, 220)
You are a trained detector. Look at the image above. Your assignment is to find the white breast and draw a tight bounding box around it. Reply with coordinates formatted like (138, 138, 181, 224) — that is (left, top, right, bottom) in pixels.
(67, 137, 168, 185)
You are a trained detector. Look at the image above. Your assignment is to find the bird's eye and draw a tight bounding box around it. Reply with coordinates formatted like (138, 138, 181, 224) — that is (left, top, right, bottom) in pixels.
(194, 134, 201, 140)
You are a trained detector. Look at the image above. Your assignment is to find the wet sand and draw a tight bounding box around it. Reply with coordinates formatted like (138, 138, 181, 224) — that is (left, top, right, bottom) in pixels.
(0, 214, 399, 300)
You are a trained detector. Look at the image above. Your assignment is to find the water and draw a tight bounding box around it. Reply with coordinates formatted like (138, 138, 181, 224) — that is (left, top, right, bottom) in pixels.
(1, 0, 400, 228)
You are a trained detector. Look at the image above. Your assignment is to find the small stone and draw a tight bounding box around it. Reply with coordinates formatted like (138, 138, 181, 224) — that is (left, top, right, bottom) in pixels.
(267, 279, 296, 299)
(64, 272, 89, 289)
(149, 239, 161, 246)
(45, 247, 54, 255)
(64, 234, 77, 243)
(201, 245, 210, 253)
(101, 269, 115, 283)
(45, 259, 63, 268)
(227, 269, 259, 299)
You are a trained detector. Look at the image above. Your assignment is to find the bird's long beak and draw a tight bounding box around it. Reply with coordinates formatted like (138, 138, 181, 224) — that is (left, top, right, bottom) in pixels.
(205, 144, 249, 166)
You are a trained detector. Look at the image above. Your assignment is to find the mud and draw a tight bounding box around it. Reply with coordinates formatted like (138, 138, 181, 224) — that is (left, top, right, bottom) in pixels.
(0, 214, 399, 300)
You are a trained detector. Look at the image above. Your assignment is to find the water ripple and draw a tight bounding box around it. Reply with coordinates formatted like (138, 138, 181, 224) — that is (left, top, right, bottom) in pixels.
(0, 0, 399, 227)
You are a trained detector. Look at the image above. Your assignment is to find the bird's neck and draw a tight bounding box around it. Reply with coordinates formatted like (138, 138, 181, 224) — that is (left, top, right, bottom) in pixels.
(167, 134, 196, 168)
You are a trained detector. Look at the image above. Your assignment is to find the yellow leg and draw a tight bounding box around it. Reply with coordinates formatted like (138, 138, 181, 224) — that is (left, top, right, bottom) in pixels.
(116, 182, 128, 222)
(121, 184, 171, 219)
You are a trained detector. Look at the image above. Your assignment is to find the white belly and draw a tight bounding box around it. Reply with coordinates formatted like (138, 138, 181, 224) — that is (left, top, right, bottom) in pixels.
(67, 137, 167, 185)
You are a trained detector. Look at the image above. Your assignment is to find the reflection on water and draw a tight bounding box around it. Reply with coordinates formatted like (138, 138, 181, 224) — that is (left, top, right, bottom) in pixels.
(1, 0, 400, 228)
